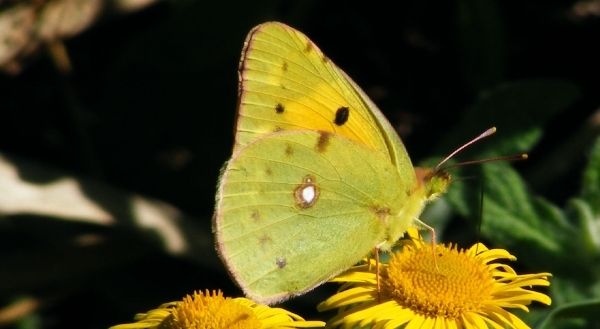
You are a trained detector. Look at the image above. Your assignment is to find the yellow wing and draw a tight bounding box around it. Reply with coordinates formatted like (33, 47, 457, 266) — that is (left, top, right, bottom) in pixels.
(235, 22, 416, 185)
(215, 130, 412, 304)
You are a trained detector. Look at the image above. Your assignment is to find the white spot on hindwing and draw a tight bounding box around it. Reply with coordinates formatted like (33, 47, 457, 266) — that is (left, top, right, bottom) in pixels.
(294, 175, 319, 208)
(302, 185, 315, 203)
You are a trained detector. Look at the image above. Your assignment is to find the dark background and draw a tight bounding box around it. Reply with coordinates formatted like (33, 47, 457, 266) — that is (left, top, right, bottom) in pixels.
(0, 1, 598, 328)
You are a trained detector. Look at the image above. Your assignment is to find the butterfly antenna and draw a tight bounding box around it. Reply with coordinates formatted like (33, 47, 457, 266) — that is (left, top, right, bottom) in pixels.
(435, 127, 497, 171)
(440, 154, 528, 171)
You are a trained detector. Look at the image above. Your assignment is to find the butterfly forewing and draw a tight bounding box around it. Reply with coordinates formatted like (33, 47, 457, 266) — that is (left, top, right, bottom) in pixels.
(236, 22, 416, 186)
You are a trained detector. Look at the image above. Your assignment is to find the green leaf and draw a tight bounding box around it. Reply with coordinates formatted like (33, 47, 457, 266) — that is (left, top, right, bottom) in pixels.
(581, 136, 600, 214)
(565, 198, 600, 266)
(437, 79, 581, 158)
(434, 79, 582, 271)
(447, 162, 570, 255)
(536, 299, 600, 329)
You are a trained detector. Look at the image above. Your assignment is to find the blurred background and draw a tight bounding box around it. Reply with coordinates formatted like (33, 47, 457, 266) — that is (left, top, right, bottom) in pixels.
(0, 0, 598, 328)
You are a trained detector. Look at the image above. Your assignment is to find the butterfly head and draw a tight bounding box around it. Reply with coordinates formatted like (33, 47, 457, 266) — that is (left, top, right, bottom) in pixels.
(414, 167, 451, 201)
(412, 127, 502, 202)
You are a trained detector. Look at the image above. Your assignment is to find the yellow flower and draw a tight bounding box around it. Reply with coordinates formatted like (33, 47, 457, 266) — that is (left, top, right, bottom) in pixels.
(110, 290, 324, 329)
(318, 230, 552, 329)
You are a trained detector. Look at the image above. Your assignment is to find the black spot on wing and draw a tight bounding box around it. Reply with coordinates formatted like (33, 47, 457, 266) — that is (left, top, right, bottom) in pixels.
(276, 257, 287, 269)
(275, 103, 285, 114)
(334, 107, 350, 126)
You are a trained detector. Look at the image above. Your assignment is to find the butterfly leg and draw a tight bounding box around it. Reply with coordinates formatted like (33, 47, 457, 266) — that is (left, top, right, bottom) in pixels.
(375, 247, 381, 303)
(412, 219, 442, 275)
(373, 240, 389, 304)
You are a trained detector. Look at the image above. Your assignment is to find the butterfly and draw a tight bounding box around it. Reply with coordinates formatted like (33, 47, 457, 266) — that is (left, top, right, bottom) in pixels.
(213, 22, 450, 305)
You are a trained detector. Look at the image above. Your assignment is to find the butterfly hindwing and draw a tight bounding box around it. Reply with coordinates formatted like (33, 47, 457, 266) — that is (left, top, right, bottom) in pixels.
(214, 130, 409, 304)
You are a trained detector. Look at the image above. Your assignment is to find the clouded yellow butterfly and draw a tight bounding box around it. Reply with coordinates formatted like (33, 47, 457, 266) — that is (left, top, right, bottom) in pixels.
(213, 22, 450, 305)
